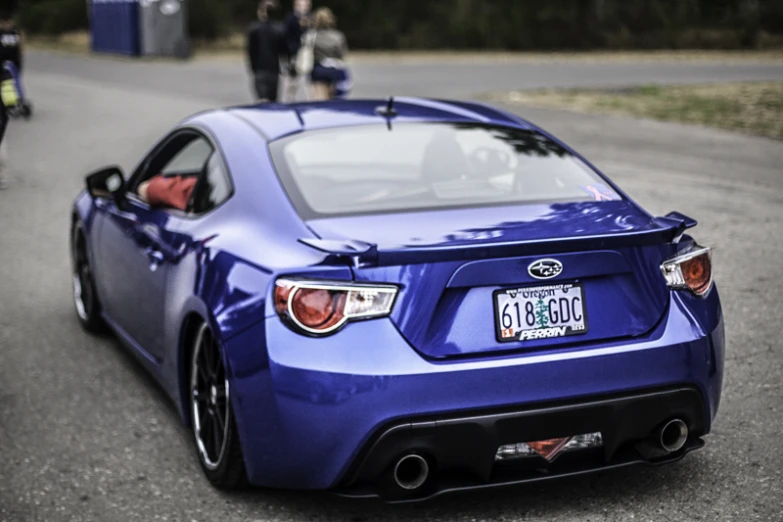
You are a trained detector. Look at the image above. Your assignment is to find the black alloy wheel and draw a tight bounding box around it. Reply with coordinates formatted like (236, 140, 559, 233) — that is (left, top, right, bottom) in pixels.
(71, 220, 105, 333)
(189, 322, 247, 489)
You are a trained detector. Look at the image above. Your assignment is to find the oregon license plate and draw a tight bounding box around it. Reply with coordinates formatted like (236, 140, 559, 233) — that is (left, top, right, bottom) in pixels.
(494, 283, 588, 342)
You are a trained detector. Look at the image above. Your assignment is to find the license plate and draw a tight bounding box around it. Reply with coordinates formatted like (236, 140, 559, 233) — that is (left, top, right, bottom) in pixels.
(494, 283, 588, 342)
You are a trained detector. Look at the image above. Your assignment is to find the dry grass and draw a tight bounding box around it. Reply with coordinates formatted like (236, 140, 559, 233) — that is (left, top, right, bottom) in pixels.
(29, 31, 91, 54)
(487, 82, 783, 139)
(347, 49, 783, 64)
(28, 31, 783, 64)
(26, 32, 173, 62)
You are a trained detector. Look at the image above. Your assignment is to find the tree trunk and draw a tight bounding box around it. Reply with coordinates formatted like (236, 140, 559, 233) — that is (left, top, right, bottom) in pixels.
(739, 0, 761, 48)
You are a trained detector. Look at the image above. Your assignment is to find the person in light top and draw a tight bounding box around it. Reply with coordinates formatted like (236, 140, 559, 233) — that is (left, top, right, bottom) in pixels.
(308, 7, 351, 100)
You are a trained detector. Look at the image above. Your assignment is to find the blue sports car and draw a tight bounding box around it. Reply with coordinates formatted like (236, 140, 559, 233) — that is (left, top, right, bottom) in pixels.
(70, 97, 724, 502)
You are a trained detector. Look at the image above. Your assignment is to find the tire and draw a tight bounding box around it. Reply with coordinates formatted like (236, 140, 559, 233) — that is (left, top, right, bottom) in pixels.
(71, 219, 106, 333)
(189, 322, 248, 489)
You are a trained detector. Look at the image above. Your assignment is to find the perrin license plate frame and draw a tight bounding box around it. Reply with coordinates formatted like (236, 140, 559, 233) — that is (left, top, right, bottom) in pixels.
(493, 283, 589, 343)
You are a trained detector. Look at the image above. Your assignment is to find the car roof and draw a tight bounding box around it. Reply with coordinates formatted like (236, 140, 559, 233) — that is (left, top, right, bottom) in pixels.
(211, 97, 535, 141)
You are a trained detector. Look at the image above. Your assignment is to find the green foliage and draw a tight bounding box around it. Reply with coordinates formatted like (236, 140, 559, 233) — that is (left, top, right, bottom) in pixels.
(15, 0, 783, 49)
(307, 0, 783, 50)
(188, 0, 232, 40)
(18, 0, 87, 36)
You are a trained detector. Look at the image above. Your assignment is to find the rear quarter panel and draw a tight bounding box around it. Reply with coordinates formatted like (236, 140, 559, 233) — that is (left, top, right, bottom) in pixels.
(162, 111, 356, 421)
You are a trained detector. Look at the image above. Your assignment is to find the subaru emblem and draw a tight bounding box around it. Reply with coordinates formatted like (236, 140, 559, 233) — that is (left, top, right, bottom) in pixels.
(528, 259, 563, 280)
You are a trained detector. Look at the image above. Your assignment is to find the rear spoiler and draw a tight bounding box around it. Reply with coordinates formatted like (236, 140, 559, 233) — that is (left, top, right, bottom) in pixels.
(299, 211, 698, 267)
(650, 211, 698, 249)
(297, 238, 379, 266)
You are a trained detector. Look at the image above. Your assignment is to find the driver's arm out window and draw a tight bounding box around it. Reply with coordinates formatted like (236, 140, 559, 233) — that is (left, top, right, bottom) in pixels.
(137, 136, 213, 211)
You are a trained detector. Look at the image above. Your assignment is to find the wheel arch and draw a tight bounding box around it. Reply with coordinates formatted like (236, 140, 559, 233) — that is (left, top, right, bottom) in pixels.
(175, 300, 240, 427)
(171, 247, 276, 427)
(176, 307, 213, 427)
(175, 304, 250, 488)
(70, 191, 100, 266)
(71, 190, 95, 231)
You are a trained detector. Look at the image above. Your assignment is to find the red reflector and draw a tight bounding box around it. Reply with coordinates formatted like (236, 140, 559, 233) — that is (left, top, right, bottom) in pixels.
(526, 437, 572, 461)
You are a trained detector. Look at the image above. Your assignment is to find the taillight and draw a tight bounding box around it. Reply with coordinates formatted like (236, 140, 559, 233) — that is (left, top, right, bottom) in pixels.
(274, 279, 398, 335)
(661, 245, 713, 297)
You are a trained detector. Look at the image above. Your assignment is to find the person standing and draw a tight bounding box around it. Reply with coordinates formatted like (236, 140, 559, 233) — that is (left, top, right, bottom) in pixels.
(0, 10, 16, 190)
(282, 0, 312, 102)
(245, 0, 287, 102)
(0, 12, 22, 74)
(0, 79, 8, 190)
(309, 7, 351, 101)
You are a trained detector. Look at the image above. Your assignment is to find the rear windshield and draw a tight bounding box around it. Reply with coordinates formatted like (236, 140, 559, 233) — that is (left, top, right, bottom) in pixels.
(268, 122, 621, 218)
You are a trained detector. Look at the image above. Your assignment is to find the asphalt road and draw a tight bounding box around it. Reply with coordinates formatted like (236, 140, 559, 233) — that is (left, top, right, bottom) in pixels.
(0, 50, 782, 522)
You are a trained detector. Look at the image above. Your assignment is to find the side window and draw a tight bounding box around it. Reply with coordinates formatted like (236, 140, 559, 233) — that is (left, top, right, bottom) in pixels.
(190, 152, 233, 214)
(129, 129, 232, 215)
(131, 133, 213, 191)
(162, 139, 213, 176)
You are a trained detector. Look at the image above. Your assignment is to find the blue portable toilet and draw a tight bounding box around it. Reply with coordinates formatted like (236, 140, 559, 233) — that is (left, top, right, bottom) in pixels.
(88, 0, 141, 56)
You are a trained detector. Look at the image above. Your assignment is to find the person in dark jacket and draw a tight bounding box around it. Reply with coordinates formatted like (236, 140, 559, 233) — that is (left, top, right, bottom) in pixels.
(285, 0, 311, 61)
(0, 75, 7, 189)
(0, 10, 14, 189)
(246, 0, 287, 102)
(0, 11, 21, 73)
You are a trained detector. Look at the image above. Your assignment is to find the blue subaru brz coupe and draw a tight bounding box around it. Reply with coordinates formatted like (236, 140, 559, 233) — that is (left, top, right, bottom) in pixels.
(70, 97, 724, 502)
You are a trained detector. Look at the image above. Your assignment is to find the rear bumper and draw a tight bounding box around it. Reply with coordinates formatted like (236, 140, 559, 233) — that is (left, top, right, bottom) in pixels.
(222, 288, 724, 495)
(356, 439, 705, 502)
(337, 386, 706, 501)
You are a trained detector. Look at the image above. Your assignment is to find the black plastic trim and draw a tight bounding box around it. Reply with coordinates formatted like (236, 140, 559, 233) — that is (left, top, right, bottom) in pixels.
(337, 438, 704, 503)
(335, 385, 707, 502)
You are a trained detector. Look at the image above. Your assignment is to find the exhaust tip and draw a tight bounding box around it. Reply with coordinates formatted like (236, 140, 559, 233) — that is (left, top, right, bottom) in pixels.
(393, 454, 429, 491)
(659, 419, 688, 453)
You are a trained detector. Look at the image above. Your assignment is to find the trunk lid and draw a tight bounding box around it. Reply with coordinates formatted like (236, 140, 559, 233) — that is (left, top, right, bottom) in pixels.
(305, 201, 686, 358)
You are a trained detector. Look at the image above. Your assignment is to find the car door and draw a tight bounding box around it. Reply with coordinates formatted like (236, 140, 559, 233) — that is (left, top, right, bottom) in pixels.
(95, 131, 215, 361)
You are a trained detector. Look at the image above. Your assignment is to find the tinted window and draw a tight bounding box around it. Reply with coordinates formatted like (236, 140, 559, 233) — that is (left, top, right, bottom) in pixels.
(269, 122, 620, 218)
(132, 134, 214, 192)
(191, 152, 233, 213)
(162, 138, 213, 175)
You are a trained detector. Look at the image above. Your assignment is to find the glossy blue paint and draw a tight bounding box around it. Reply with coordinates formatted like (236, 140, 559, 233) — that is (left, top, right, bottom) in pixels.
(72, 98, 725, 494)
(352, 243, 673, 359)
(307, 201, 655, 250)
(225, 283, 723, 490)
(446, 250, 631, 288)
(93, 198, 190, 360)
(227, 97, 534, 141)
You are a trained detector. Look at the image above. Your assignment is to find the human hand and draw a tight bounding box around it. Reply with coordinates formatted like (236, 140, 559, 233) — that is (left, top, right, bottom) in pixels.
(138, 180, 150, 202)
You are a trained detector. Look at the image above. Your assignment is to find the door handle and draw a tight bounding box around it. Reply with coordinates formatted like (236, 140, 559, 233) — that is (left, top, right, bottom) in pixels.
(107, 206, 139, 224)
(145, 247, 165, 272)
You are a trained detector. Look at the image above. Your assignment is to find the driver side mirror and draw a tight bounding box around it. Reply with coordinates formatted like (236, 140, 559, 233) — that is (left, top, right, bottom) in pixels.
(86, 166, 126, 207)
